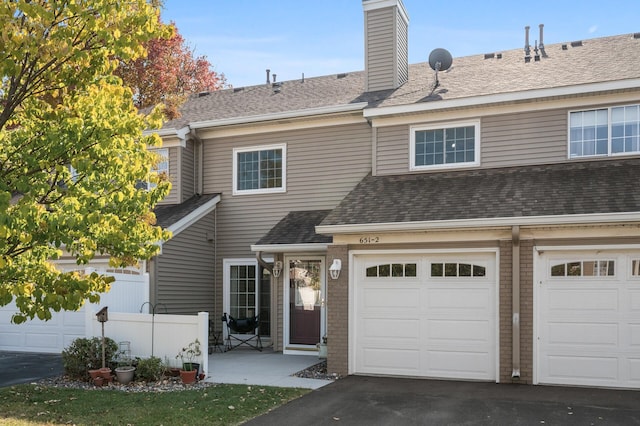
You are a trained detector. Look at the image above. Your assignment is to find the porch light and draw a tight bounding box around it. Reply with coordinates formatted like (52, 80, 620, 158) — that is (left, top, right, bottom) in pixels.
(329, 259, 342, 280)
(272, 260, 283, 278)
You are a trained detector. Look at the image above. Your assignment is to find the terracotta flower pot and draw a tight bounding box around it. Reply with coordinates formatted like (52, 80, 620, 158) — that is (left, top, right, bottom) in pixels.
(93, 376, 104, 387)
(99, 367, 112, 380)
(179, 369, 197, 384)
(88, 369, 101, 380)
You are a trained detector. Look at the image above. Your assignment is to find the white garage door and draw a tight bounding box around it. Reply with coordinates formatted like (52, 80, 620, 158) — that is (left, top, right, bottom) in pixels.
(537, 249, 640, 389)
(353, 252, 497, 381)
(0, 267, 148, 353)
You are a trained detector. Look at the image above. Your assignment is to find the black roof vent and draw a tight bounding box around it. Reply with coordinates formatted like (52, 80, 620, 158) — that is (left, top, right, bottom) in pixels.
(571, 40, 583, 47)
(197, 91, 210, 97)
(484, 53, 495, 59)
(337, 73, 348, 79)
(562, 44, 568, 50)
(496, 53, 502, 59)
(634, 33, 640, 39)
(233, 87, 244, 93)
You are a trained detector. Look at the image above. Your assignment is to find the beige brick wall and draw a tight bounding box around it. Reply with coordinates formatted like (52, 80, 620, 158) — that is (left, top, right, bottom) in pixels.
(499, 240, 513, 383)
(326, 245, 349, 376)
(520, 240, 534, 384)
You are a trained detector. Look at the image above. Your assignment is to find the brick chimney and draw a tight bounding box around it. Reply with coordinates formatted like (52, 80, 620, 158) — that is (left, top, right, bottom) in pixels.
(363, 0, 409, 92)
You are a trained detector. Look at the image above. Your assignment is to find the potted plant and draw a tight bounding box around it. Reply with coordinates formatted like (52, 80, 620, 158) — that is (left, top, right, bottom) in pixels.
(176, 339, 201, 384)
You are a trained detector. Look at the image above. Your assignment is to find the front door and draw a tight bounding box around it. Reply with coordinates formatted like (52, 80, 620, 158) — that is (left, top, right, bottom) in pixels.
(286, 258, 324, 348)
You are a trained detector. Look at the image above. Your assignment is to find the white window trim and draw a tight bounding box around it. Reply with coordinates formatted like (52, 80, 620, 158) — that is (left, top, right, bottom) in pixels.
(409, 120, 480, 171)
(232, 143, 287, 196)
(567, 103, 640, 159)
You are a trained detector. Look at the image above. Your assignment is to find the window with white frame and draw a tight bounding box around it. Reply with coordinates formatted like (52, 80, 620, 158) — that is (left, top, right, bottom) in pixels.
(233, 144, 286, 195)
(147, 148, 168, 190)
(410, 121, 480, 170)
(569, 104, 640, 158)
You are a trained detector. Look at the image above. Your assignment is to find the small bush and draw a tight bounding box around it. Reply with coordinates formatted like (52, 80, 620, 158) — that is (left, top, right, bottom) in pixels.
(61, 337, 118, 380)
(135, 356, 165, 382)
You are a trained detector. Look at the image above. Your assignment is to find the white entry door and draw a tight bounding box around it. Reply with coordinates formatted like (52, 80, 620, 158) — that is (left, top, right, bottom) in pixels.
(352, 251, 497, 381)
(536, 249, 640, 389)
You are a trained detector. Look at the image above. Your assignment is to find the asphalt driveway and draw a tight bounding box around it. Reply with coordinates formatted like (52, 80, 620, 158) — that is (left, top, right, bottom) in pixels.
(245, 375, 640, 425)
(0, 351, 63, 387)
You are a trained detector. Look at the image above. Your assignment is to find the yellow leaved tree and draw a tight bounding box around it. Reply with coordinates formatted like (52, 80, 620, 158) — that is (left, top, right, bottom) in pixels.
(0, 0, 173, 323)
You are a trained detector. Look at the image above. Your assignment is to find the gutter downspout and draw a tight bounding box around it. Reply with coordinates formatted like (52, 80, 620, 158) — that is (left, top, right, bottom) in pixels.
(255, 251, 273, 274)
(512, 225, 521, 379)
(189, 128, 204, 195)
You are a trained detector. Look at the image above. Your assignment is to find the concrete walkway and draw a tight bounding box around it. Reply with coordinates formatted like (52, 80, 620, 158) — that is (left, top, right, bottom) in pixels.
(205, 348, 332, 389)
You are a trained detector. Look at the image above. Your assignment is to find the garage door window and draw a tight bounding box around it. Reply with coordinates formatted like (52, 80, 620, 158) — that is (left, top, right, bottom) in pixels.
(430, 262, 486, 277)
(550, 260, 615, 277)
(632, 260, 640, 276)
(365, 263, 417, 278)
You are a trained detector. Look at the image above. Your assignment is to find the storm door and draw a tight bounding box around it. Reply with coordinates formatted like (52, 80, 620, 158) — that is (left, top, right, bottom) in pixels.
(286, 257, 325, 348)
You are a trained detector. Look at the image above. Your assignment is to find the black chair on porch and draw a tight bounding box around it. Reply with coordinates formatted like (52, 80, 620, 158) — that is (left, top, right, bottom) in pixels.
(221, 313, 263, 351)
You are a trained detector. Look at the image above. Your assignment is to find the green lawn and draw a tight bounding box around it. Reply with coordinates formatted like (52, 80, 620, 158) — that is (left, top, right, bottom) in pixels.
(0, 383, 309, 425)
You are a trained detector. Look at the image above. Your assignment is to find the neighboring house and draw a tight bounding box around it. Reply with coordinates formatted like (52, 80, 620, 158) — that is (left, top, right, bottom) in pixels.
(153, 0, 640, 389)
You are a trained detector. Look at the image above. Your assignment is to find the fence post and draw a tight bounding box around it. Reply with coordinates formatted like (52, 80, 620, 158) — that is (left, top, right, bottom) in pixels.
(197, 312, 209, 376)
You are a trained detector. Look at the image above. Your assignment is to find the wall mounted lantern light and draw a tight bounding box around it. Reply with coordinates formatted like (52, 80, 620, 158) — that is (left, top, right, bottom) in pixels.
(272, 260, 283, 278)
(329, 259, 342, 280)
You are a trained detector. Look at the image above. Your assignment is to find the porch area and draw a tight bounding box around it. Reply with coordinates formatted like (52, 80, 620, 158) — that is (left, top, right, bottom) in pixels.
(205, 348, 332, 389)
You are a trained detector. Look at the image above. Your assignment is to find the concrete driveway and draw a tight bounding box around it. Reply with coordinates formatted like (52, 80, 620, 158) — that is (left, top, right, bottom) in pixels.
(0, 351, 63, 387)
(245, 376, 640, 425)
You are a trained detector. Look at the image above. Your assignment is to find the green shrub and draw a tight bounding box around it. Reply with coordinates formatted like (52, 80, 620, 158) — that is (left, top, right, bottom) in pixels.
(61, 337, 118, 380)
(135, 356, 165, 382)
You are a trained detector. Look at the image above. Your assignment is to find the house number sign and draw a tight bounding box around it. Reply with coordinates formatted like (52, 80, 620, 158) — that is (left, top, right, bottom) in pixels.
(359, 236, 380, 244)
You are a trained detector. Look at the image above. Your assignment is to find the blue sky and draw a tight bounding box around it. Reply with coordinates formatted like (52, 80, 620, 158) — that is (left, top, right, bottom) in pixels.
(162, 0, 639, 88)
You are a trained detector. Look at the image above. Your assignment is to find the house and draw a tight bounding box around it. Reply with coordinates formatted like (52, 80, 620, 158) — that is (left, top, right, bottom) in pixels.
(134, 0, 640, 389)
(2, 0, 635, 388)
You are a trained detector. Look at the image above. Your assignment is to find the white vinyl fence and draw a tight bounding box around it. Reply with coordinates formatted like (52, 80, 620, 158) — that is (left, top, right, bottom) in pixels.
(86, 309, 209, 376)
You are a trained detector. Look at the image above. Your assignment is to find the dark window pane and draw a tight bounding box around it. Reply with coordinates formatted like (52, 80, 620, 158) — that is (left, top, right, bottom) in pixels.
(551, 264, 565, 276)
(431, 263, 443, 277)
(405, 263, 417, 277)
(392, 264, 404, 277)
(379, 264, 390, 277)
(366, 266, 378, 277)
(473, 265, 486, 277)
(459, 263, 472, 277)
(445, 263, 457, 277)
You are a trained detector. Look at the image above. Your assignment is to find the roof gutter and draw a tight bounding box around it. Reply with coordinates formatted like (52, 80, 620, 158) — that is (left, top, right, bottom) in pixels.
(189, 102, 369, 129)
(250, 243, 330, 253)
(363, 78, 640, 119)
(316, 211, 640, 235)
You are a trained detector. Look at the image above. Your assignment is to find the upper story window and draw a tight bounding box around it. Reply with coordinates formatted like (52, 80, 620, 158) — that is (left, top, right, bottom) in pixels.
(410, 121, 480, 171)
(233, 144, 286, 195)
(569, 104, 640, 158)
(148, 148, 168, 190)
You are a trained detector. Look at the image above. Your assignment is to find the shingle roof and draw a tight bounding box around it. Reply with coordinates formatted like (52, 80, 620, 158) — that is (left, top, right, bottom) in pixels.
(163, 33, 640, 129)
(255, 210, 333, 245)
(319, 159, 640, 227)
(154, 193, 220, 228)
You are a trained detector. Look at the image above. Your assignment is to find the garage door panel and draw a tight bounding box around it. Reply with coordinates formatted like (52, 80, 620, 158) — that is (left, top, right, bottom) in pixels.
(546, 355, 619, 381)
(427, 288, 491, 312)
(546, 322, 619, 346)
(361, 318, 420, 342)
(629, 359, 640, 382)
(361, 348, 420, 375)
(545, 288, 619, 312)
(426, 350, 492, 378)
(427, 319, 491, 343)
(362, 288, 421, 310)
(630, 290, 640, 311)
(630, 324, 640, 346)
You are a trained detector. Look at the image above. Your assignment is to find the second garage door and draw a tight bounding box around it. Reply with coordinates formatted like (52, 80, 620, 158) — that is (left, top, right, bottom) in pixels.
(537, 249, 640, 389)
(353, 251, 497, 381)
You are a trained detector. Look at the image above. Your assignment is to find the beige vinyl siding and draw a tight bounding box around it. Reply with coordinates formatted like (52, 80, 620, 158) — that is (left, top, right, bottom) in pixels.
(203, 121, 371, 263)
(375, 108, 569, 175)
(181, 140, 196, 201)
(365, 7, 396, 92)
(154, 211, 216, 314)
(396, 8, 408, 86)
(481, 109, 567, 168)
